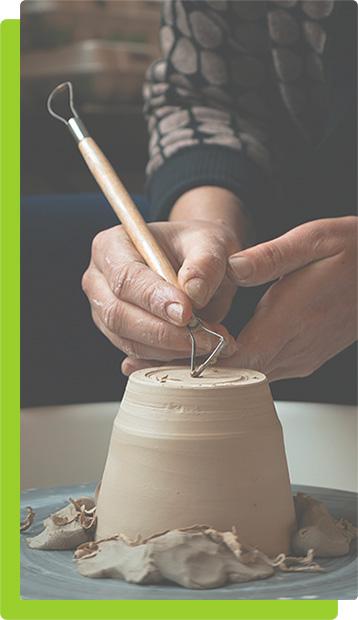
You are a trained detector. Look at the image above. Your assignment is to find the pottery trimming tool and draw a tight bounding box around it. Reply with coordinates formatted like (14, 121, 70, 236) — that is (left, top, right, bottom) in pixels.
(47, 81, 225, 377)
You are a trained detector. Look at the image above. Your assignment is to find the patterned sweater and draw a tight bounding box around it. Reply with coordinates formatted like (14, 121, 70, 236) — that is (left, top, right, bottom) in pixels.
(143, 0, 355, 221)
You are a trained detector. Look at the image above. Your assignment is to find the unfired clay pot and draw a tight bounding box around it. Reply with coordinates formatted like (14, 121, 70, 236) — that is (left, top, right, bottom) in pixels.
(96, 367, 296, 556)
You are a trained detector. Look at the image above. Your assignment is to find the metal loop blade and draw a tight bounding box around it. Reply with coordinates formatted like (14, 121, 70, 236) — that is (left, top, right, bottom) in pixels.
(47, 81, 78, 125)
(188, 317, 226, 378)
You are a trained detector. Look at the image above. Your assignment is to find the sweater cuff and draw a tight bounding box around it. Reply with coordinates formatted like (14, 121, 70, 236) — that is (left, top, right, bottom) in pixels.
(146, 145, 270, 221)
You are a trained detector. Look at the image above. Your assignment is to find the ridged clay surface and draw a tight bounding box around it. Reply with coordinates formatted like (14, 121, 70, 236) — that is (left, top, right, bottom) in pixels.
(96, 367, 296, 556)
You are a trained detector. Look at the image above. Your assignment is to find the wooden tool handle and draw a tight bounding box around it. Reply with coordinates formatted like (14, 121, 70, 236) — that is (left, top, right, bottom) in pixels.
(78, 137, 178, 286)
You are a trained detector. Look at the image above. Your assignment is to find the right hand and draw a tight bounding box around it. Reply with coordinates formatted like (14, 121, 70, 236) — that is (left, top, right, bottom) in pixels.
(82, 219, 240, 374)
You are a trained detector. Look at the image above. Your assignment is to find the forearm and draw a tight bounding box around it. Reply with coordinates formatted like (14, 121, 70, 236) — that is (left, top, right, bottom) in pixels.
(169, 186, 254, 248)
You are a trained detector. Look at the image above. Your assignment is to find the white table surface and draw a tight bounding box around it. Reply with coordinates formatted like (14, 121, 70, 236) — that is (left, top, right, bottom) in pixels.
(21, 401, 357, 492)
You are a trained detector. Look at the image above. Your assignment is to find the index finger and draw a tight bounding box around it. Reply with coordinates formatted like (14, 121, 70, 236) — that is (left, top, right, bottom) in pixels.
(91, 226, 192, 326)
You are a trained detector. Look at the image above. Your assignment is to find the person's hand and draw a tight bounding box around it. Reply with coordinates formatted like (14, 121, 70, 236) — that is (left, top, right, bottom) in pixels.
(227, 216, 357, 381)
(82, 219, 240, 374)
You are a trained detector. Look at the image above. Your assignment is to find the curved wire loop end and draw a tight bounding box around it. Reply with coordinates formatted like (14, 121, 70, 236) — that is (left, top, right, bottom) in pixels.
(47, 81, 78, 125)
(47, 81, 89, 142)
(188, 318, 226, 378)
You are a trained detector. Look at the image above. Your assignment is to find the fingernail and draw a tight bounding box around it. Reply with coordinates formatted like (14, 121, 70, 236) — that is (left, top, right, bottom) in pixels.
(185, 278, 208, 306)
(229, 256, 252, 281)
(166, 302, 184, 324)
(121, 359, 134, 376)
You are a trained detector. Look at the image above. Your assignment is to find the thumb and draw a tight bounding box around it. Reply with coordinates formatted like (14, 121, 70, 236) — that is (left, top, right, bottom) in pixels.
(177, 239, 229, 309)
(228, 219, 337, 286)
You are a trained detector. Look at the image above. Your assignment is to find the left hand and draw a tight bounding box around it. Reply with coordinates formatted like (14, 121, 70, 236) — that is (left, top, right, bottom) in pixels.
(227, 216, 357, 381)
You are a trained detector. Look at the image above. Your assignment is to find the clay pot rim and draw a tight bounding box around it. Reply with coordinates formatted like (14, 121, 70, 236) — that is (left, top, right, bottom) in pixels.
(128, 367, 267, 391)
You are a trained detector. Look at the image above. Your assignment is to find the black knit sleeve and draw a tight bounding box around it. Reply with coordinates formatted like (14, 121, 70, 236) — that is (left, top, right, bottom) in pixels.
(143, 0, 273, 220)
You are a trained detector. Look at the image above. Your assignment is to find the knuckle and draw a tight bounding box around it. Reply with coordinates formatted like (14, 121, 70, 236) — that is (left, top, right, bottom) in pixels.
(81, 269, 90, 294)
(102, 300, 121, 333)
(91, 225, 125, 257)
(302, 219, 341, 256)
(215, 225, 239, 252)
(189, 251, 225, 287)
(118, 339, 136, 357)
(125, 340, 143, 359)
(91, 230, 106, 256)
(260, 242, 283, 273)
(144, 280, 163, 312)
(115, 224, 127, 238)
(113, 225, 130, 246)
(307, 224, 326, 254)
(110, 262, 131, 298)
(155, 321, 170, 347)
(90, 308, 101, 330)
(210, 251, 226, 275)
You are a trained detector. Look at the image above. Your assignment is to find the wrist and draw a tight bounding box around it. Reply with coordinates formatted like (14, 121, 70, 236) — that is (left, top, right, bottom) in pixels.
(169, 186, 254, 247)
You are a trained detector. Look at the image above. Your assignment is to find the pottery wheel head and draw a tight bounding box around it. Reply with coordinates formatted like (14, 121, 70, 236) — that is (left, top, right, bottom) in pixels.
(130, 367, 267, 389)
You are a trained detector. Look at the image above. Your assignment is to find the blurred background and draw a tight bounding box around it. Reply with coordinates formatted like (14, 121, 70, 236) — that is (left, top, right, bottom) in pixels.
(22, 0, 160, 195)
(21, 0, 161, 407)
(21, 0, 356, 409)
